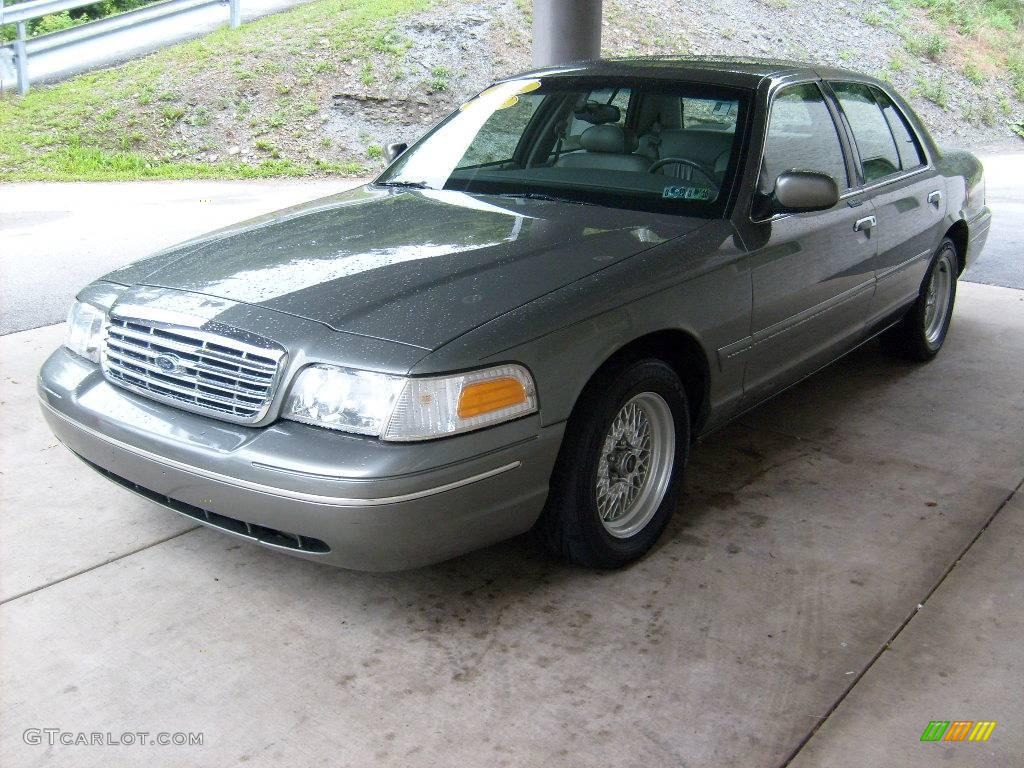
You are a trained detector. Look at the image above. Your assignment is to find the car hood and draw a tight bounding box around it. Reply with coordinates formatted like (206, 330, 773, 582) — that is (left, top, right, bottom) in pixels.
(110, 185, 708, 350)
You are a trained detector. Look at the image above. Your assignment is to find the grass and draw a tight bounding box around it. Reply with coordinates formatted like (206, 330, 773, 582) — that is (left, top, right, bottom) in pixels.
(0, 0, 431, 181)
(1009, 51, 1024, 99)
(978, 100, 997, 125)
(962, 60, 985, 84)
(916, 74, 950, 108)
(911, 0, 1022, 35)
(21, 144, 311, 181)
(160, 105, 185, 124)
(880, 0, 1023, 135)
(369, 23, 411, 55)
(429, 65, 451, 92)
(359, 60, 376, 86)
(887, 0, 1023, 90)
(905, 31, 948, 60)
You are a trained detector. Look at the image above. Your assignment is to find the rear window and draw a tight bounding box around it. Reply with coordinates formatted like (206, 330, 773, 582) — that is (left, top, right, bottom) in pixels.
(681, 98, 738, 131)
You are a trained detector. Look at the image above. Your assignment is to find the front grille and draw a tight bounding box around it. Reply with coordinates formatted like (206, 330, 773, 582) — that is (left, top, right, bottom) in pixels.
(81, 457, 330, 554)
(102, 315, 285, 424)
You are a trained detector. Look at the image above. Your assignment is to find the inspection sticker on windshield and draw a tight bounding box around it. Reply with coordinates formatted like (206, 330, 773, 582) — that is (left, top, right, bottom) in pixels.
(461, 79, 541, 112)
(663, 185, 712, 201)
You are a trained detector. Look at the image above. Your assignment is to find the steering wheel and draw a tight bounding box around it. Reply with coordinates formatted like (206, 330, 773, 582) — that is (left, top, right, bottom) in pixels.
(647, 157, 717, 186)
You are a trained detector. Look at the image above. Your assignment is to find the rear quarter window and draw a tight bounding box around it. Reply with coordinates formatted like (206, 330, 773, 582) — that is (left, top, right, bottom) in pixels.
(873, 88, 926, 171)
(830, 82, 903, 182)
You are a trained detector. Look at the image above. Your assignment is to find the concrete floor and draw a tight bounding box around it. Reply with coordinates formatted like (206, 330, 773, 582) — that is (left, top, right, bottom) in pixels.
(1, 280, 1021, 767)
(789, 490, 1023, 768)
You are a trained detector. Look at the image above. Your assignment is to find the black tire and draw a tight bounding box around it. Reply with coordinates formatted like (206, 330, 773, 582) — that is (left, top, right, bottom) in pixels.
(881, 238, 959, 362)
(535, 357, 690, 569)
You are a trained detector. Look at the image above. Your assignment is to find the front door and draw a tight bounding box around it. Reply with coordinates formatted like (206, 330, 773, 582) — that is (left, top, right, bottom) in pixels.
(741, 82, 877, 408)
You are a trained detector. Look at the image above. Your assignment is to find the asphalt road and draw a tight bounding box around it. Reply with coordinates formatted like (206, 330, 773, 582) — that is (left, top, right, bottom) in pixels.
(0, 152, 1019, 336)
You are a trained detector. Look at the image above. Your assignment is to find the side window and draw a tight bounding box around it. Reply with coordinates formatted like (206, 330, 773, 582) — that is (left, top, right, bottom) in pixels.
(873, 87, 925, 171)
(761, 83, 849, 192)
(830, 82, 902, 182)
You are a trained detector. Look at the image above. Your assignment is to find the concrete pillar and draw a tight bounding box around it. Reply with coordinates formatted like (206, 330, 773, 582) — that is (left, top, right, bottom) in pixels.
(531, 0, 603, 67)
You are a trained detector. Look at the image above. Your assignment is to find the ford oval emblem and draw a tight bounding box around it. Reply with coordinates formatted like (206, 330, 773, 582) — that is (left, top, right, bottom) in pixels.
(155, 353, 180, 374)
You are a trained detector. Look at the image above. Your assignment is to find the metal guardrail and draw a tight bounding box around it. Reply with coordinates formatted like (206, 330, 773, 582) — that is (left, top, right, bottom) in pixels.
(1, 0, 102, 24)
(1, 0, 241, 95)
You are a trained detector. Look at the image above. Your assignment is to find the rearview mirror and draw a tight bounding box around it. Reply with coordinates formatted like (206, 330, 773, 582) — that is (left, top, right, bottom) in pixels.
(771, 171, 839, 214)
(385, 142, 408, 163)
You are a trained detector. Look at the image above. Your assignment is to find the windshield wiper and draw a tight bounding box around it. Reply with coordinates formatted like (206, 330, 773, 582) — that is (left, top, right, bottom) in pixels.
(376, 180, 432, 189)
(495, 191, 595, 206)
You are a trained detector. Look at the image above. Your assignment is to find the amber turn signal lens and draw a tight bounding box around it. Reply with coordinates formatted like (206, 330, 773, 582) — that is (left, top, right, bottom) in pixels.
(457, 377, 528, 419)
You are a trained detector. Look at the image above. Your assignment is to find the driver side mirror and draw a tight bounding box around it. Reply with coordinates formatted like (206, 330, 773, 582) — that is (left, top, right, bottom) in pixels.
(770, 170, 839, 215)
(385, 142, 408, 163)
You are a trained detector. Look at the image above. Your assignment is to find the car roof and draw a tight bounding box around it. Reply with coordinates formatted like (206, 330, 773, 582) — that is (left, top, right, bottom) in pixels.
(504, 56, 866, 90)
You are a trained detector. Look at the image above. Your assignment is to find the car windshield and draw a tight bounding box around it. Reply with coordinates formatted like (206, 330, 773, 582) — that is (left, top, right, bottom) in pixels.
(376, 76, 749, 218)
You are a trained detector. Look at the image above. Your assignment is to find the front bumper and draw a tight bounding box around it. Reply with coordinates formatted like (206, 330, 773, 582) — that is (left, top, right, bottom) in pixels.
(38, 348, 564, 571)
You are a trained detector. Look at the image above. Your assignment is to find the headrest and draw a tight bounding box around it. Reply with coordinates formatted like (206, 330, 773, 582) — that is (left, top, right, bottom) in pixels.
(573, 100, 621, 125)
(580, 124, 639, 154)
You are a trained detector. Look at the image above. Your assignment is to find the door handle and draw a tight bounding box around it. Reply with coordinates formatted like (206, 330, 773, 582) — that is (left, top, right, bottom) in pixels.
(853, 215, 877, 232)
(927, 190, 942, 207)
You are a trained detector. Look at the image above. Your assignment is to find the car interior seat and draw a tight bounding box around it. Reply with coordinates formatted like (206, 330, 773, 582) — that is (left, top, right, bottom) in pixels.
(554, 124, 650, 173)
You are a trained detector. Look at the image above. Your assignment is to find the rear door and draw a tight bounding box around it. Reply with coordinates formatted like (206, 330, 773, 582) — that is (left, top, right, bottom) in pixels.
(739, 81, 877, 407)
(827, 81, 945, 328)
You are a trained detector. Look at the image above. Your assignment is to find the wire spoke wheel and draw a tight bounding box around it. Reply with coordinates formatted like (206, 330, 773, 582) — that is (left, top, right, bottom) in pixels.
(595, 392, 675, 539)
(923, 250, 954, 345)
(536, 357, 689, 568)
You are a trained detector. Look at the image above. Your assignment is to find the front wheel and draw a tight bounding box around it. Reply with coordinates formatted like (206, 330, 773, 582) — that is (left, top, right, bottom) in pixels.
(881, 238, 958, 361)
(536, 357, 690, 569)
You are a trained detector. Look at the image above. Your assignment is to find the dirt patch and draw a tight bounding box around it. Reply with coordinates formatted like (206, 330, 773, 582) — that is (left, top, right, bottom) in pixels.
(320, 0, 532, 167)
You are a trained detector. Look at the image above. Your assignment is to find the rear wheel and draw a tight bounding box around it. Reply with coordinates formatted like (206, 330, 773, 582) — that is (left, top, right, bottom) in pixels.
(536, 357, 690, 568)
(881, 238, 958, 361)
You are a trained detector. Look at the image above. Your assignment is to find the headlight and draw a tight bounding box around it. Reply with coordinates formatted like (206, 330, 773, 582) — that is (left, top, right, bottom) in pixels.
(64, 301, 106, 363)
(282, 365, 406, 436)
(283, 363, 537, 441)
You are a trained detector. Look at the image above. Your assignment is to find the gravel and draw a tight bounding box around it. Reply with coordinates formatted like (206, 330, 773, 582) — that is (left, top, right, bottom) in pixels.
(596, 0, 1021, 148)
(334, 0, 1021, 165)
(321, 0, 529, 156)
